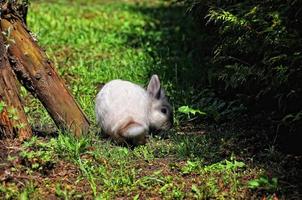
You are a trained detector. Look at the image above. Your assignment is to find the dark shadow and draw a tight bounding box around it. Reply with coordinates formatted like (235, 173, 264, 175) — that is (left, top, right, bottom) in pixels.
(122, 3, 215, 106)
(120, 2, 302, 198)
(166, 123, 302, 199)
(32, 126, 58, 138)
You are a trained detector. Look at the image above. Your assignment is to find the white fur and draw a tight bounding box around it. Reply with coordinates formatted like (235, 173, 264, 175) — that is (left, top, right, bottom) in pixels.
(95, 75, 172, 145)
(124, 126, 147, 138)
(95, 80, 150, 142)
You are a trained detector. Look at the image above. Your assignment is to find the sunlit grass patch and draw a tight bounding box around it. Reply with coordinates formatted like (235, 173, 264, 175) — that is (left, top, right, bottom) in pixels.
(0, 0, 291, 199)
(0, 132, 266, 199)
(27, 1, 156, 122)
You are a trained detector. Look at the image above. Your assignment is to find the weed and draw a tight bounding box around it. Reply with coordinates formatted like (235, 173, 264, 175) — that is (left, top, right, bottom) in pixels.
(0, 0, 297, 199)
(177, 105, 206, 125)
(20, 136, 57, 172)
(55, 184, 82, 200)
(248, 176, 278, 191)
(19, 182, 36, 200)
(55, 133, 91, 161)
(0, 101, 5, 113)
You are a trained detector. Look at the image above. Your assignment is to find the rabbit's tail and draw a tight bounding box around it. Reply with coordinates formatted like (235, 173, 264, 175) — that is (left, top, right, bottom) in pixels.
(124, 125, 146, 138)
(118, 118, 147, 138)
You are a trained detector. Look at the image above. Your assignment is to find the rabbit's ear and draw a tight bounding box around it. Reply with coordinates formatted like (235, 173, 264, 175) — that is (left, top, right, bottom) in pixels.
(147, 74, 161, 99)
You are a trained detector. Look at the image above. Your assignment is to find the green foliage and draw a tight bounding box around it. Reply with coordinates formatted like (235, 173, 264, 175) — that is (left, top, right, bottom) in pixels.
(55, 133, 91, 161)
(177, 106, 206, 123)
(178, 106, 206, 116)
(173, 134, 207, 158)
(0, 101, 5, 113)
(203, 159, 245, 172)
(20, 136, 57, 172)
(55, 184, 70, 200)
(0, 0, 295, 199)
(2, 128, 274, 199)
(0, 182, 35, 200)
(248, 176, 278, 191)
(196, 89, 247, 122)
(7, 107, 19, 121)
(181, 160, 201, 174)
(180, 0, 302, 135)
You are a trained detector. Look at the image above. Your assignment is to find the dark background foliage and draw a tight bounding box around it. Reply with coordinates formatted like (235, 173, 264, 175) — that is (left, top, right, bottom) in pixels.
(177, 0, 302, 152)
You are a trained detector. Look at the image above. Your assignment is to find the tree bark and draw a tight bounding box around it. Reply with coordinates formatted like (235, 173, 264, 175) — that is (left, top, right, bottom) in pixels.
(0, 6, 90, 137)
(0, 34, 32, 140)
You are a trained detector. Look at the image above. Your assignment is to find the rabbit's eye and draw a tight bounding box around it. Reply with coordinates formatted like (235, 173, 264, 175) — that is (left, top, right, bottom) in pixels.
(161, 108, 167, 114)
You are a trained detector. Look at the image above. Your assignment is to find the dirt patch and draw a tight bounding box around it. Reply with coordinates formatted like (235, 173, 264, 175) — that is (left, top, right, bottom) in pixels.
(0, 139, 91, 199)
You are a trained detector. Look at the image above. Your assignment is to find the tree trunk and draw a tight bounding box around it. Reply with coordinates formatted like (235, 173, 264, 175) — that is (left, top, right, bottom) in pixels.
(0, 34, 32, 140)
(0, 2, 90, 137)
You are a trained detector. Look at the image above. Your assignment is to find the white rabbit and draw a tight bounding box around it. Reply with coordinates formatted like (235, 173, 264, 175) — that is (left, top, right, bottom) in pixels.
(95, 74, 173, 145)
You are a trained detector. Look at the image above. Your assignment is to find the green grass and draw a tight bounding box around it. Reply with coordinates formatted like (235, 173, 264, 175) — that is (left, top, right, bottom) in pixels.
(2, 133, 265, 199)
(24, 0, 203, 124)
(0, 0, 299, 199)
(25, 0, 156, 123)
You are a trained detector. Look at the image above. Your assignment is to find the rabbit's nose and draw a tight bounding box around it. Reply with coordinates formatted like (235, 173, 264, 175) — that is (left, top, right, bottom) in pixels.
(150, 128, 161, 135)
